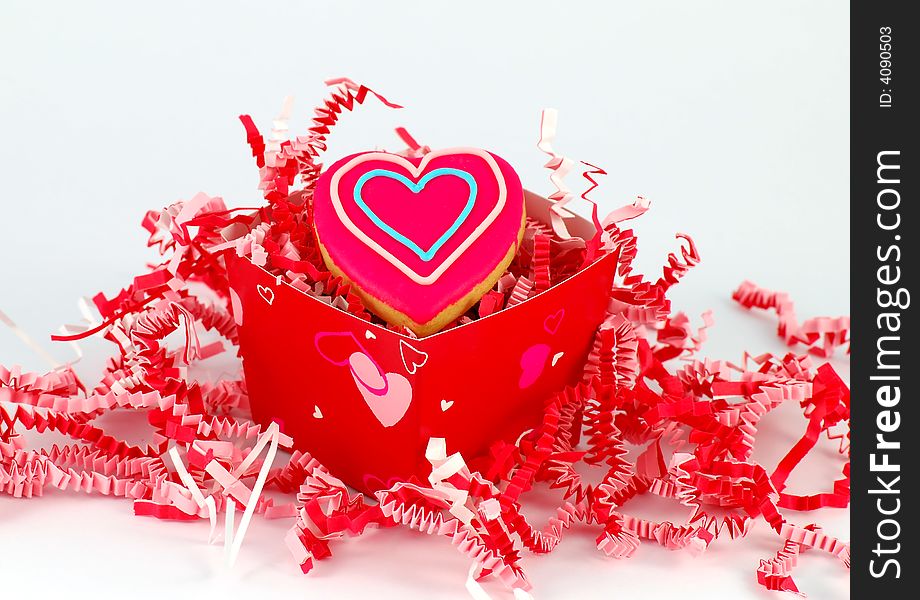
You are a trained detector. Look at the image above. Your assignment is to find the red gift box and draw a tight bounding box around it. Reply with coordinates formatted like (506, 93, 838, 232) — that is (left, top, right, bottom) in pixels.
(225, 190, 616, 492)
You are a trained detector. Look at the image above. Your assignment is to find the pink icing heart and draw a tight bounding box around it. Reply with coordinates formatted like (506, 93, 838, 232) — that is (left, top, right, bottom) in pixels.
(348, 352, 412, 428)
(313, 148, 524, 335)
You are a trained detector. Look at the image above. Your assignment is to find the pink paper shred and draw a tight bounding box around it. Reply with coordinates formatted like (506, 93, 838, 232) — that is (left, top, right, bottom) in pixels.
(0, 79, 850, 597)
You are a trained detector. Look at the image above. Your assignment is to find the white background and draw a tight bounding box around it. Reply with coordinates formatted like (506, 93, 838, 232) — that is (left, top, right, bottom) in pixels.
(0, 1, 849, 599)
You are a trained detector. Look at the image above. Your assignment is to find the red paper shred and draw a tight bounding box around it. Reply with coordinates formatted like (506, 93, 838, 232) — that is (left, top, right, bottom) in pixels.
(732, 280, 851, 358)
(1, 79, 849, 597)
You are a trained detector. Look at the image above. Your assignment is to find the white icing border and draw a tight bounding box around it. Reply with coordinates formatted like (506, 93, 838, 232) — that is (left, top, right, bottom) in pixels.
(328, 148, 509, 286)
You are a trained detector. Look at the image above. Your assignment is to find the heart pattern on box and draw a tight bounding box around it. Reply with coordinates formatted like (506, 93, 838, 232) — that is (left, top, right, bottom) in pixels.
(314, 331, 416, 428)
(347, 351, 413, 428)
(399, 339, 428, 375)
(257, 284, 275, 305)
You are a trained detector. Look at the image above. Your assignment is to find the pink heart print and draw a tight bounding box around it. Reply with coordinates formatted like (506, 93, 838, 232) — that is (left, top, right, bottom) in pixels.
(543, 308, 565, 335)
(313, 148, 524, 333)
(348, 351, 413, 428)
(313, 331, 413, 428)
(519, 343, 551, 389)
(519, 308, 566, 388)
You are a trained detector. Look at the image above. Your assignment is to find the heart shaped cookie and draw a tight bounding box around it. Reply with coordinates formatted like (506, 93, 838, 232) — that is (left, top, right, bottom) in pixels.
(313, 148, 525, 336)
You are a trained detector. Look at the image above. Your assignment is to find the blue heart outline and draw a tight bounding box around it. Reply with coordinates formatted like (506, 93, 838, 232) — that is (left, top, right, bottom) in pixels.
(353, 167, 477, 262)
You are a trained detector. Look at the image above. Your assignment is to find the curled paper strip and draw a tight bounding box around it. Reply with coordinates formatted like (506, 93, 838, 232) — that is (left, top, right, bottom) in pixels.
(1, 79, 848, 598)
(732, 280, 851, 358)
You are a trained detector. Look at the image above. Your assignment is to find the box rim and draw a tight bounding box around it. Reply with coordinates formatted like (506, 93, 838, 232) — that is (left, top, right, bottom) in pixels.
(224, 189, 614, 342)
